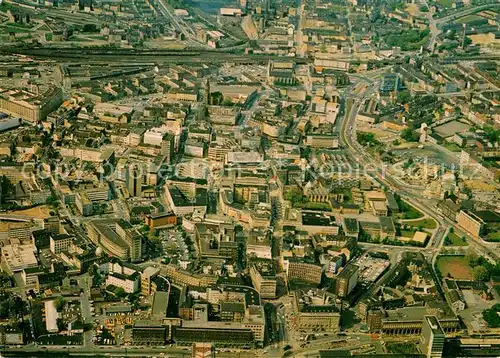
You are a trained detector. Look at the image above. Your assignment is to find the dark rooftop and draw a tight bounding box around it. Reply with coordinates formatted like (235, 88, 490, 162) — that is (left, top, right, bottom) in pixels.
(343, 218, 359, 233)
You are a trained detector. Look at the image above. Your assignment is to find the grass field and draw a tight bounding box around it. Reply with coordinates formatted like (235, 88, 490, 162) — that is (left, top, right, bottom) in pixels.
(436, 256, 473, 280)
(436, 0, 455, 7)
(69, 36, 93, 42)
(486, 230, 500, 242)
(401, 230, 415, 238)
(400, 201, 424, 220)
(0, 24, 32, 34)
(456, 14, 483, 24)
(387, 342, 419, 355)
(445, 232, 468, 246)
(407, 218, 438, 229)
(441, 142, 462, 152)
(303, 202, 331, 211)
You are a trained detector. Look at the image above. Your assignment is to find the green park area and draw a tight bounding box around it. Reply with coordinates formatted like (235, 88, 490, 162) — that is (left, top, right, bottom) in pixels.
(456, 14, 484, 24)
(437, 251, 500, 282)
(384, 29, 430, 51)
(441, 142, 462, 152)
(436, 0, 455, 7)
(406, 218, 437, 230)
(386, 342, 419, 355)
(398, 200, 424, 220)
(486, 230, 500, 242)
(400, 229, 415, 238)
(444, 232, 468, 246)
(0, 24, 33, 34)
(303, 202, 331, 211)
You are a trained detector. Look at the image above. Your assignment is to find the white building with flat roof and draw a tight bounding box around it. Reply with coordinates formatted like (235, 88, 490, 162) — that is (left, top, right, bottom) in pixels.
(44, 300, 59, 333)
(1, 242, 38, 272)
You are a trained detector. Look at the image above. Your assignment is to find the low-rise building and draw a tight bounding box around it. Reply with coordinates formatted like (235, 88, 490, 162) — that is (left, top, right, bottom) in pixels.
(144, 212, 177, 228)
(1, 242, 38, 272)
(132, 321, 168, 345)
(106, 271, 140, 294)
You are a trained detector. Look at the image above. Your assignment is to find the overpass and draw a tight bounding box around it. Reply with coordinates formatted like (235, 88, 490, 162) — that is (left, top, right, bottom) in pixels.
(0, 214, 36, 222)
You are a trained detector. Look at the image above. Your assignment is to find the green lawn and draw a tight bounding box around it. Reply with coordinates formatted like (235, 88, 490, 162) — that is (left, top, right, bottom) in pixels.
(486, 230, 500, 242)
(0, 25, 32, 34)
(68, 36, 92, 42)
(399, 201, 424, 220)
(387, 342, 419, 355)
(87, 35, 108, 40)
(407, 218, 438, 229)
(442, 142, 462, 152)
(456, 14, 483, 24)
(436, 0, 455, 7)
(303, 202, 331, 211)
(401, 230, 415, 238)
(445, 232, 468, 246)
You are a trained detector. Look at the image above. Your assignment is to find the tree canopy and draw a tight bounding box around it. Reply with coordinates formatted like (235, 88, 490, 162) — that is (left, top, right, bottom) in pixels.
(483, 304, 500, 328)
(472, 265, 490, 282)
(401, 128, 419, 142)
(55, 296, 66, 312)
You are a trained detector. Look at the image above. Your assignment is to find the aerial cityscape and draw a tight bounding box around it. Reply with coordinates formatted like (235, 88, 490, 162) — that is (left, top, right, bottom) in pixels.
(0, 0, 499, 357)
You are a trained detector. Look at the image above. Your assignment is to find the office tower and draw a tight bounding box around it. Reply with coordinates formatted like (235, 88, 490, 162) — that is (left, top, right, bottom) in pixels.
(336, 264, 359, 298)
(420, 316, 445, 358)
(126, 165, 142, 197)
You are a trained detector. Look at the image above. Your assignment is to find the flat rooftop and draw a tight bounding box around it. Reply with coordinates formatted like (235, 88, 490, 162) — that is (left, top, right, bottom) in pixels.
(425, 315, 445, 336)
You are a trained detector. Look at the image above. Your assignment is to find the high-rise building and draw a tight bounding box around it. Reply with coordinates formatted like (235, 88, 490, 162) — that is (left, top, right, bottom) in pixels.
(420, 316, 445, 358)
(462, 24, 467, 49)
(162, 133, 175, 163)
(204, 79, 211, 105)
(335, 264, 359, 298)
(126, 165, 142, 197)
